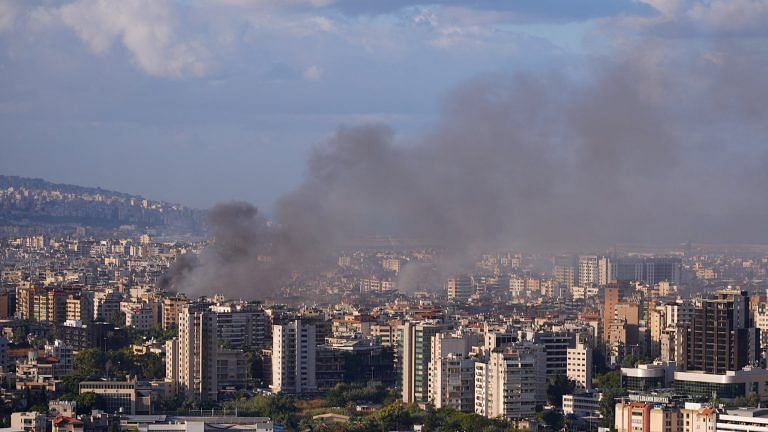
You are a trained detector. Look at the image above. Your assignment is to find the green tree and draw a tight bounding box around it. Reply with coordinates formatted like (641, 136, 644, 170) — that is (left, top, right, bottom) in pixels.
(375, 402, 413, 432)
(546, 375, 576, 408)
(539, 410, 564, 431)
(731, 392, 759, 407)
(75, 392, 105, 415)
(599, 388, 627, 430)
(73, 349, 108, 379)
(594, 370, 622, 390)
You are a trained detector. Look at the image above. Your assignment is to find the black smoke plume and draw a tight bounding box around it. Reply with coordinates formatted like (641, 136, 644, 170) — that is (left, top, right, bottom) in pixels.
(171, 38, 768, 299)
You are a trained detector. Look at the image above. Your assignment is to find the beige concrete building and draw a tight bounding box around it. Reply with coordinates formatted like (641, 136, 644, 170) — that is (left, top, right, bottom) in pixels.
(427, 331, 479, 412)
(567, 339, 592, 391)
(474, 343, 546, 419)
(162, 295, 188, 330)
(271, 319, 317, 395)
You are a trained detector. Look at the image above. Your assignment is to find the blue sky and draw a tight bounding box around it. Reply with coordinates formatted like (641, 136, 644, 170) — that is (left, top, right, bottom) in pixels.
(0, 0, 765, 211)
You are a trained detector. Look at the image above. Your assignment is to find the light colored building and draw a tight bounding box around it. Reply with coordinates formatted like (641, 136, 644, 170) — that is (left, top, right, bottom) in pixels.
(176, 304, 219, 401)
(563, 391, 602, 418)
(162, 296, 188, 330)
(427, 331, 478, 412)
(567, 340, 593, 391)
(46, 340, 74, 376)
(665, 301, 694, 327)
(447, 276, 472, 302)
(622, 363, 674, 392)
(52, 416, 84, 432)
(370, 322, 396, 346)
(679, 403, 715, 432)
(674, 368, 768, 402)
(717, 408, 768, 432)
(210, 302, 268, 349)
(598, 257, 612, 286)
(93, 290, 122, 322)
(126, 417, 273, 432)
(79, 379, 152, 414)
(649, 306, 666, 358)
(578, 255, 599, 288)
(65, 294, 93, 323)
(554, 255, 577, 290)
(10, 412, 47, 432)
(271, 319, 317, 395)
(382, 258, 401, 273)
(122, 302, 159, 331)
(165, 338, 180, 395)
(48, 400, 76, 418)
(474, 343, 546, 419)
(614, 399, 681, 432)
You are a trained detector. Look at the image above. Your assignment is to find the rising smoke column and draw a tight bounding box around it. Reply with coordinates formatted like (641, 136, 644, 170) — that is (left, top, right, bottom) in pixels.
(171, 37, 768, 299)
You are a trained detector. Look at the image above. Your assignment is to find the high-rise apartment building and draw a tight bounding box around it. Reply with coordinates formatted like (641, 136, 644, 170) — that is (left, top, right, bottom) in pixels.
(474, 343, 546, 419)
(648, 306, 665, 358)
(578, 255, 599, 288)
(598, 257, 612, 286)
(401, 321, 442, 404)
(614, 257, 682, 285)
(554, 256, 577, 290)
(682, 290, 760, 374)
(65, 293, 93, 323)
(447, 276, 473, 302)
(602, 282, 625, 342)
(93, 289, 122, 322)
(271, 319, 317, 395)
(427, 331, 479, 412)
(211, 302, 268, 349)
(176, 303, 219, 401)
(530, 331, 576, 378)
(567, 339, 593, 391)
(162, 295, 188, 330)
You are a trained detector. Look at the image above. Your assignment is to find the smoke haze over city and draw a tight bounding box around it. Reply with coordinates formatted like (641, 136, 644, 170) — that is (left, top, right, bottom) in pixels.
(6, 5, 768, 430)
(2, 1, 768, 296)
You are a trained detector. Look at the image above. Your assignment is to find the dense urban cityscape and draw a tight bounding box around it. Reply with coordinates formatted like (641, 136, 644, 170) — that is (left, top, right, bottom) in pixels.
(1, 176, 768, 431)
(3, 0, 768, 431)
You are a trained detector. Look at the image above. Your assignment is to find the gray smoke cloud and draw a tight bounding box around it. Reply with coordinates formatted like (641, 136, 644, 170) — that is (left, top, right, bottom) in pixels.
(172, 37, 768, 299)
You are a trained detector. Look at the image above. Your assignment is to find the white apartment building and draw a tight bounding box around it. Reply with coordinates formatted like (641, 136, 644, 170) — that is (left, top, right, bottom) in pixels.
(427, 331, 478, 412)
(563, 391, 602, 418)
(567, 340, 593, 391)
(474, 343, 546, 419)
(680, 403, 716, 432)
(271, 319, 317, 395)
(176, 304, 219, 401)
(578, 255, 599, 288)
(11, 412, 47, 432)
(122, 301, 158, 331)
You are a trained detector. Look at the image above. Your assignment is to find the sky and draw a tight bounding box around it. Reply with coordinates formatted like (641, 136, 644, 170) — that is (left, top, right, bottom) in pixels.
(0, 0, 766, 216)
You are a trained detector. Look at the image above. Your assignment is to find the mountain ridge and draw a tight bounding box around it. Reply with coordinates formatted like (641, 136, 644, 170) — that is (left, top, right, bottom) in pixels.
(0, 174, 207, 238)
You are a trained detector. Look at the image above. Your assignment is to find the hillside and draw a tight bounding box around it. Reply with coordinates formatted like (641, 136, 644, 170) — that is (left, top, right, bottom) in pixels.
(0, 175, 207, 237)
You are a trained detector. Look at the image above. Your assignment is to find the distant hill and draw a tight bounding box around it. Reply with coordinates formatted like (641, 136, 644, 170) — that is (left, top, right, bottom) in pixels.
(0, 175, 207, 237)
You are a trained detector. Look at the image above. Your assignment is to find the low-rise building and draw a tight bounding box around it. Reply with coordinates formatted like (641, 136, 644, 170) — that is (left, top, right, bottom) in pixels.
(79, 379, 152, 415)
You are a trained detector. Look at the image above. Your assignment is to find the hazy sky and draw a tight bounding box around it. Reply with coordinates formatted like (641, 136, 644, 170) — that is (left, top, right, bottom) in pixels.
(0, 0, 765, 212)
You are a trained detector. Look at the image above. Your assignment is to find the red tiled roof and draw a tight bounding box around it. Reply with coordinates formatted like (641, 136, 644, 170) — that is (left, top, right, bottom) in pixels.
(53, 416, 84, 427)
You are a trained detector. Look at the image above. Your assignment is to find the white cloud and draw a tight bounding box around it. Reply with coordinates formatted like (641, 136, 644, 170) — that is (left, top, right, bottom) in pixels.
(638, 0, 688, 18)
(303, 65, 323, 81)
(37, 0, 211, 78)
(0, 0, 20, 32)
(629, 0, 768, 35)
(208, 0, 336, 7)
(687, 0, 768, 33)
